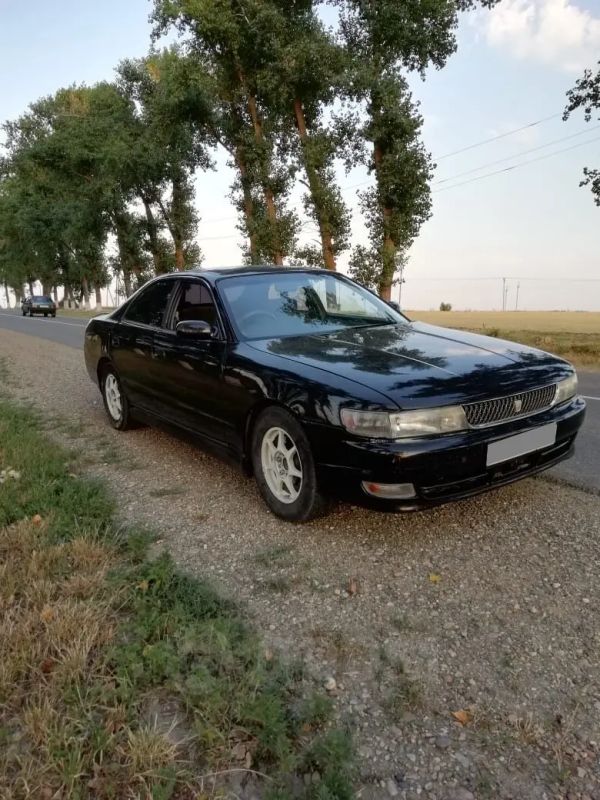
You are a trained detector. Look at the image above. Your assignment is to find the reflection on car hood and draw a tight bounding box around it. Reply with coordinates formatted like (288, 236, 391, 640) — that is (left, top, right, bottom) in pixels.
(249, 321, 573, 408)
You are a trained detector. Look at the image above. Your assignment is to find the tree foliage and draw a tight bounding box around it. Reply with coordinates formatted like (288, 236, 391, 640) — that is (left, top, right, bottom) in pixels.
(1, 0, 501, 304)
(565, 60, 600, 206)
(337, 0, 500, 298)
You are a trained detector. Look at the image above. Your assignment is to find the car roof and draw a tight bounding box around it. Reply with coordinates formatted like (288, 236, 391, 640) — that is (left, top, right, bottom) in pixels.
(166, 266, 333, 285)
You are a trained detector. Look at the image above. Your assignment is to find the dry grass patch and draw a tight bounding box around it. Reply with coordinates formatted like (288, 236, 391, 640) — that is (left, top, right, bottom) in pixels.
(0, 398, 355, 799)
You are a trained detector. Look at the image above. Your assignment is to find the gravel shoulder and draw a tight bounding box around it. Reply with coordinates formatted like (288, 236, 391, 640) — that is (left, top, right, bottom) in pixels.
(1, 330, 599, 800)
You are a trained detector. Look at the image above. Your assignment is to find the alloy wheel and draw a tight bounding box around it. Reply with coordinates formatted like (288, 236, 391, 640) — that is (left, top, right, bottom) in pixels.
(260, 426, 303, 504)
(104, 373, 123, 422)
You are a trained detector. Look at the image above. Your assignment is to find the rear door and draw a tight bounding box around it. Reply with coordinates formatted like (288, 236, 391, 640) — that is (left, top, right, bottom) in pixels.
(110, 278, 177, 410)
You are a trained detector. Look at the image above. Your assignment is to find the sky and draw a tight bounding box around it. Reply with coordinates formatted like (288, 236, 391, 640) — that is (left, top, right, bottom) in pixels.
(0, 0, 599, 310)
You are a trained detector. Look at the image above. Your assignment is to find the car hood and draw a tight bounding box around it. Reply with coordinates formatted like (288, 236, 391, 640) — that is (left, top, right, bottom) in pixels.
(248, 322, 573, 409)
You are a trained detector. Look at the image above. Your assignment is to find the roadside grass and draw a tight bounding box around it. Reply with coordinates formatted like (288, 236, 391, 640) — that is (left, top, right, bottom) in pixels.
(409, 310, 600, 368)
(0, 399, 354, 799)
(57, 308, 114, 319)
(467, 329, 599, 368)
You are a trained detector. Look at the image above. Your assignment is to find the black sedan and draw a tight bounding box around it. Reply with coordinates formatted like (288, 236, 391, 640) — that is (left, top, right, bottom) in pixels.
(84, 268, 585, 521)
(22, 295, 57, 317)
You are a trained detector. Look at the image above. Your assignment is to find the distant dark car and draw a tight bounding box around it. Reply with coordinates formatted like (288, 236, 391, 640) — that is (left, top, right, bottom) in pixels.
(84, 268, 585, 521)
(22, 295, 57, 317)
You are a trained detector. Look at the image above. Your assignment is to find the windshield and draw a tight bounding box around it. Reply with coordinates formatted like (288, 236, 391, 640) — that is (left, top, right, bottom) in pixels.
(219, 272, 406, 339)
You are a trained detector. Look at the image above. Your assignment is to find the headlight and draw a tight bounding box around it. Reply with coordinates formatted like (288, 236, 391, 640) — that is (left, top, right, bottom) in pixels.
(340, 406, 468, 439)
(554, 373, 578, 405)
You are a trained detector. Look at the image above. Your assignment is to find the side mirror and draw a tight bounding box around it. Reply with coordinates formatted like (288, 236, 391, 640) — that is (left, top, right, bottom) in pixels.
(176, 319, 213, 338)
(387, 301, 401, 313)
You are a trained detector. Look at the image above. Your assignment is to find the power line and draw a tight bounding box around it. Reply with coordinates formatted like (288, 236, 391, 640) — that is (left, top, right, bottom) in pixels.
(434, 135, 600, 193)
(198, 233, 240, 241)
(398, 276, 600, 282)
(200, 131, 599, 233)
(436, 113, 562, 160)
(434, 126, 600, 186)
(340, 113, 565, 193)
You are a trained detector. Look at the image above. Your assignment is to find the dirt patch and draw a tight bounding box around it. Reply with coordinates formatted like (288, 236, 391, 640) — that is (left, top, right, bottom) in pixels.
(1, 330, 599, 800)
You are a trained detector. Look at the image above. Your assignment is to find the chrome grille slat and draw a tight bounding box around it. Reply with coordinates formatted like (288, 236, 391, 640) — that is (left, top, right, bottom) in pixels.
(463, 384, 557, 428)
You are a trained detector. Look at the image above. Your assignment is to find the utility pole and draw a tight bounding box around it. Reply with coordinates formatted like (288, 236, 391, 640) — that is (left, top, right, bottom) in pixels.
(397, 259, 406, 309)
(515, 282, 520, 311)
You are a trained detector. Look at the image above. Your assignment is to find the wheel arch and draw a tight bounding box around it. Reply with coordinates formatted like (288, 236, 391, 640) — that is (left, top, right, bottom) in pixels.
(96, 356, 113, 385)
(242, 400, 299, 476)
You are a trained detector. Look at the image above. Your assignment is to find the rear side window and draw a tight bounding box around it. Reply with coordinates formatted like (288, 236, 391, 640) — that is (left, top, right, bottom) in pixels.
(124, 280, 175, 328)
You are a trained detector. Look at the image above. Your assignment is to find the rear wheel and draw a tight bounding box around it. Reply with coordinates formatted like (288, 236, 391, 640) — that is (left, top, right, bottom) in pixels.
(251, 407, 327, 522)
(101, 365, 134, 431)
(43, 312, 48, 317)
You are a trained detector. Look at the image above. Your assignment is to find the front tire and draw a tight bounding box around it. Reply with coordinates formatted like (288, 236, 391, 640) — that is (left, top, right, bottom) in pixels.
(29, 310, 33, 317)
(100, 365, 134, 431)
(251, 407, 327, 522)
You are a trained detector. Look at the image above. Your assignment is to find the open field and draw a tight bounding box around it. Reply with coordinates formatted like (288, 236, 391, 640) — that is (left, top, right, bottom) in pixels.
(408, 310, 600, 333)
(409, 310, 600, 368)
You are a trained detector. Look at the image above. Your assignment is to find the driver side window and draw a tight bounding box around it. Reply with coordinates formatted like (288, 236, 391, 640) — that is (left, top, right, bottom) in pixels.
(173, 281, 218, 329)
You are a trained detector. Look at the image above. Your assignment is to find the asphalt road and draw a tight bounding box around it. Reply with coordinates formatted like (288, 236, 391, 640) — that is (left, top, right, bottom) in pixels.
(1, 307, 598, 492)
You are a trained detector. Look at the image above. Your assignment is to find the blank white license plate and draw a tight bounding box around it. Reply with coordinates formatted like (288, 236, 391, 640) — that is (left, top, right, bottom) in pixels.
(486, 423, 557, 467)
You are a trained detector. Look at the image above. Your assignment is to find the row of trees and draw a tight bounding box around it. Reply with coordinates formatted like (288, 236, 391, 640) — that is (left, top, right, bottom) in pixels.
(2, 0, 507, 307)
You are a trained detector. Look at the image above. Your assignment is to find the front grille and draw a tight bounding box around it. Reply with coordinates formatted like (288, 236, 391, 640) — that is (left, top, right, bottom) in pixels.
(463, 384, 557, 428)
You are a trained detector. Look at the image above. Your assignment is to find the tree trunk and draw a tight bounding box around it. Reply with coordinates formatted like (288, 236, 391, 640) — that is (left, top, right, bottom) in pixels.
(3, 282, 9, 308)
(113, 212, 138, 297)
(81, 276, 91, 310)
(28, 280, 34, 296)
(95, 285, 102, 307)
(293, 98, 336, 271)
(171, 177, 185, 270)
(122, 270, 132, 298)
(42, 281, 52, 296)
(142, 197, 163, 274)
(245, 85, 283, 265)
(235, 145, 259, 263)
(373, 142, 396, 300)
(53, 286, 59, 303)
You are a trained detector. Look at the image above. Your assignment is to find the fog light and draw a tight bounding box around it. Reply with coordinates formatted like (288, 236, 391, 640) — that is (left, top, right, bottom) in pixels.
(361, 481, 416, 500)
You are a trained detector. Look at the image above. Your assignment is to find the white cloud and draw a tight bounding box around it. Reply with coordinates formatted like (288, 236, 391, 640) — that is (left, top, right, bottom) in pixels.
(480, 0, 600, 73)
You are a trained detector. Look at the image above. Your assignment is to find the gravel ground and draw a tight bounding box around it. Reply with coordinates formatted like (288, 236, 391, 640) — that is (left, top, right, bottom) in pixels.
(1, 330, 599, 800)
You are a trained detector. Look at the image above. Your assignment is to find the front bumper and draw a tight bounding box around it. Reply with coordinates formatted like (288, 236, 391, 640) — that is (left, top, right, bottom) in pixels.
(307, 396, 586, 510)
